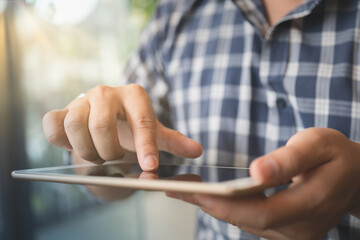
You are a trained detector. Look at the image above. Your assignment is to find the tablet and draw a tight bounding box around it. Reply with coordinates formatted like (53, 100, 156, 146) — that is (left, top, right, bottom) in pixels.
(12, 157, 267, 197)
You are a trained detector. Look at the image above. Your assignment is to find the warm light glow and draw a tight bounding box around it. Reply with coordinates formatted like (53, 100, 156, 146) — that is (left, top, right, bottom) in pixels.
(33, 0, 98, 25)
(0, 1, 7, 14)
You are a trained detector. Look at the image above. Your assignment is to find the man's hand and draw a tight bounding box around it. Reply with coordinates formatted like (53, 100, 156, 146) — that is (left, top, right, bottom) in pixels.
(167, 128, 360, 240)
(42, 84, 202, 171)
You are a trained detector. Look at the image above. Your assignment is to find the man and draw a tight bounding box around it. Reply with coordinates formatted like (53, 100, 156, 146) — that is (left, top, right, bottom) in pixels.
(43, 0, 360, 239)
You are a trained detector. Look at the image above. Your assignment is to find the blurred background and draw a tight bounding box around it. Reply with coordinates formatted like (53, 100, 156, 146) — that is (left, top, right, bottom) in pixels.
(0, 0, 196, 239)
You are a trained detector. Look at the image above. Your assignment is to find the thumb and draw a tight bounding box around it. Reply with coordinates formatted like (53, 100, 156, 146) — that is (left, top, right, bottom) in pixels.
(249, 128, 339, 185)
(158, 126, 203, 159)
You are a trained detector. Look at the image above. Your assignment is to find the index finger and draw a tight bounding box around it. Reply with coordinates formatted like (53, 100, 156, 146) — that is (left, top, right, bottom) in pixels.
(122, 85, 158, 171)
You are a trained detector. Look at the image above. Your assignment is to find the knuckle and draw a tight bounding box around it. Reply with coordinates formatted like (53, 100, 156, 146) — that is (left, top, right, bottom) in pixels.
(134, 115, 155, 130)
(90, 85, 113, 99)
(89, 118, 113, 133)
(307, 128, 346, 156)
(141, 140, 157, 150)
(126, 84, 146, 95)
(64, 116, 83, 133)
(93, 85, 111, 94)
(310, 128, 330, 146)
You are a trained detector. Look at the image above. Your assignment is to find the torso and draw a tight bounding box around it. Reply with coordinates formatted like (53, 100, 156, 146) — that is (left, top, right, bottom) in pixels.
(126, 1, 360, 236)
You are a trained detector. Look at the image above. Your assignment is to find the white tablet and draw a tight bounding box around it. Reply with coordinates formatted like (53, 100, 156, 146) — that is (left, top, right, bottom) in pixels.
(12, 157, 268, 197)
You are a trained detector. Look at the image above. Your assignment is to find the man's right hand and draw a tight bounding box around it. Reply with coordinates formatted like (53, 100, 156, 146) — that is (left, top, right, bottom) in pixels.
(42, 84, 203, 171)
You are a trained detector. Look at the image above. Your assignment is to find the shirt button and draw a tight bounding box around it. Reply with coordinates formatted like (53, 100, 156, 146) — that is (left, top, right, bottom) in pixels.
(276, 98, 288, 108)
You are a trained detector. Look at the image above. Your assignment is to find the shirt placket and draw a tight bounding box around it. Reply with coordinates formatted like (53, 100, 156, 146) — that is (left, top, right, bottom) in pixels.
(260, 28, 292, 152)
(234, 0, 323, 151)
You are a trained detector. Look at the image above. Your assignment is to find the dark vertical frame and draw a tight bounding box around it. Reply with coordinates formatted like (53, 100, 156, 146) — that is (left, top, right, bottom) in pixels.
(0, 2, 34, 240)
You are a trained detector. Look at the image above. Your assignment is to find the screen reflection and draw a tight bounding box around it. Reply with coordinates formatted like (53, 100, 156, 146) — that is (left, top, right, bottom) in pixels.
(58, 160, 251, 202)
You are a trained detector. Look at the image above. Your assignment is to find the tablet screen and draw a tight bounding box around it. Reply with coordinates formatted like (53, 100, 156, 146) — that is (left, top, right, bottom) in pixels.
(22, 160, 251, 184)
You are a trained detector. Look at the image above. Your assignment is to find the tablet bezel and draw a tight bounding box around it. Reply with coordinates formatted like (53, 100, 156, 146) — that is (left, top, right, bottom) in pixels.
(11, 160, 267, 197)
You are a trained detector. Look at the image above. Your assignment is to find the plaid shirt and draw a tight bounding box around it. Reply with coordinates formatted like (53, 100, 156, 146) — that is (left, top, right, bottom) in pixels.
(124, 0, 360, 239)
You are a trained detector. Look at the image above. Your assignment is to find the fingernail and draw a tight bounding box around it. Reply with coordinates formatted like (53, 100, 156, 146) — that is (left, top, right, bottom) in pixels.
(259, 157, 279, 180)
(143, 155, 157, 170)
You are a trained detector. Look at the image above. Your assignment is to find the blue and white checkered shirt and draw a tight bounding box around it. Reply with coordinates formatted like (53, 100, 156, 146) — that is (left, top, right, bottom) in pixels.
(124, 0, 360, 239)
